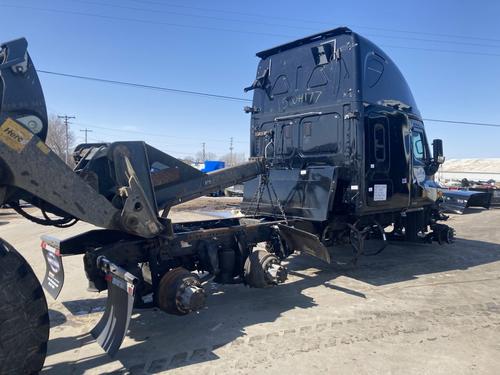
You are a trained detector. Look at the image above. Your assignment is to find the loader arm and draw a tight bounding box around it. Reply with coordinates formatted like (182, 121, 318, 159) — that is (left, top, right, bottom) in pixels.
(0, 39, 129, 230)
(0, 38, 266, 239)
(0, 38, 162, 238)
(0, 124, 121, 229)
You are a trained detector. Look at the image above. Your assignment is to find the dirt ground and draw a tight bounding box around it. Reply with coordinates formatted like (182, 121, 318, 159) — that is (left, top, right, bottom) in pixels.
(1, 199, 499, 374)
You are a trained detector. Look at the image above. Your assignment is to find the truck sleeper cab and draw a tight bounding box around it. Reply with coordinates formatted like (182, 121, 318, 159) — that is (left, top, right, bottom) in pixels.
(242, 27, 444, 240)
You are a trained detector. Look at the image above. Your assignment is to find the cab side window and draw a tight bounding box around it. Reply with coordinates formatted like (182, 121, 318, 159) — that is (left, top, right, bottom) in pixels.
(411, 131, 425, 161)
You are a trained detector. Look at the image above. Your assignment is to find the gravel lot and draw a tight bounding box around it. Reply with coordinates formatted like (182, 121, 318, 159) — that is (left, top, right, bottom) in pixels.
(1, 199, 499, 374)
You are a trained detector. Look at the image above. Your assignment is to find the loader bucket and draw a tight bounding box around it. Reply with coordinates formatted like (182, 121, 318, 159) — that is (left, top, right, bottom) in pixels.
(0, 38, 48, 142)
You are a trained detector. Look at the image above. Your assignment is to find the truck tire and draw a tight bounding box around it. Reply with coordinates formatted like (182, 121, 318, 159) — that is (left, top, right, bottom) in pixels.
(0, 238, 49, 374)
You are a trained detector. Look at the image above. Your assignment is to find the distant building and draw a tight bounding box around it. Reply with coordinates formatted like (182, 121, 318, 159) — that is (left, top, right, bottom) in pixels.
(437, 158, 500, 183)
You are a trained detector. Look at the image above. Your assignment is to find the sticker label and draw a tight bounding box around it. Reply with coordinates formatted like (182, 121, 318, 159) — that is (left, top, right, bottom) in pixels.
(0, 118, 33, 153)
(373, 184, 387, 201)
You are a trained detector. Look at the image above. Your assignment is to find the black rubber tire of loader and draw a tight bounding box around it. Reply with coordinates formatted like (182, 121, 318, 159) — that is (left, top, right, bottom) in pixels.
(0, 238, 49, 374)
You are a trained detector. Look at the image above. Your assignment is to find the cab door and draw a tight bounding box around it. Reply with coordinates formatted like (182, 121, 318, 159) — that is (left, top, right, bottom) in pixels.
(365, 112, 411, 209)
(408, 121, 431, 206)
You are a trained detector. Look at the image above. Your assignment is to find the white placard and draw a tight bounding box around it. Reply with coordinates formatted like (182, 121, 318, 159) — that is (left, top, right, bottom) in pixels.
(373, 184, 387, 201)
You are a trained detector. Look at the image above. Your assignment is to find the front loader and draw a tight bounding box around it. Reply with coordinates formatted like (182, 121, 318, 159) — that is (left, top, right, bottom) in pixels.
(0, 37, 295, 372)
(0, 29, 454, 372)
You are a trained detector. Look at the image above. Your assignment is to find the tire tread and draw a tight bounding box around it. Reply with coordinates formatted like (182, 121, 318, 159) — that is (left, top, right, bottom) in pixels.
(0, 239, 49, 374)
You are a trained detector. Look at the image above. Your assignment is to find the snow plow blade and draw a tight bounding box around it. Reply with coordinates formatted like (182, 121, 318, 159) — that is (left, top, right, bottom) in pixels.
(90, 257, 138, 356)
(441, 190, 492, 214)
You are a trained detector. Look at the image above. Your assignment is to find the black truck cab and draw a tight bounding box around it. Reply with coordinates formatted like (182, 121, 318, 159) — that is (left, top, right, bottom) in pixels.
(242, 27, 443, 228)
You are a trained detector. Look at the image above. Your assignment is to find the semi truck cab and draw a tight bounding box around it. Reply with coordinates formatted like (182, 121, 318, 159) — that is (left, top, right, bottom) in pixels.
(242, 27, 444, 224)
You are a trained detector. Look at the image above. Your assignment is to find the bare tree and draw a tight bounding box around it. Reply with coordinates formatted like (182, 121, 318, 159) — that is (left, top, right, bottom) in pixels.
(45, 114, 76, 165)
(180, 155, 195, 165)
(195, 151, 217, 162)
(220, 152, 246, 166)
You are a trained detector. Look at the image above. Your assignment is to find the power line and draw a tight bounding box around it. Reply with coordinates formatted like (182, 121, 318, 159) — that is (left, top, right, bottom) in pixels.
(72, 0, 500, 49)
(79, 127, 93, 143)
(71, 122, 248, 144)
(4, 3, 500, 57)
(4, 3, 494, 132)
(71, 0, 318, 33)
(379, 44, 500, 58)
(37, 70, 250, 102)
(78, 133, 227, 157)
(0, 4, 292, 39)
(123, 0, 500, 45)
(42, 73, 500, 131)
(422, 118, 500, 128)
(37, 70, 500, 127)
(373, 34, 500, 50)
(73, 124, 212, 146)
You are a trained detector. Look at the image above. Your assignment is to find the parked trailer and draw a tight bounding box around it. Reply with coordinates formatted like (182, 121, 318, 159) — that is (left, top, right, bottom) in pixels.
(0, 29, 453, 372)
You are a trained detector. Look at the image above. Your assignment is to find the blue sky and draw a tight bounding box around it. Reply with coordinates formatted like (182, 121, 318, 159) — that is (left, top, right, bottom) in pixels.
(1, 0, 499, 159)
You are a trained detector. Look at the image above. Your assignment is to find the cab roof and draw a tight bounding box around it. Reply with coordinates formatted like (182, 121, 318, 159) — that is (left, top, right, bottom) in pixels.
(256, 26, 353, 59)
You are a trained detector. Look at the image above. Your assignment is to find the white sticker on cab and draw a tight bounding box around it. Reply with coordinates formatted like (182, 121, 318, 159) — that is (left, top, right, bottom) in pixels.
(374, 184, 387, 201)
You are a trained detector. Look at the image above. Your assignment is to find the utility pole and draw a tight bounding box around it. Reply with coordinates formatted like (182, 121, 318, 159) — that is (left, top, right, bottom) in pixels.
(229, 137, 234, 166)
(80, 128, 93, 143)
(202, 142, 206, 161)
(58, 115, 75, 164)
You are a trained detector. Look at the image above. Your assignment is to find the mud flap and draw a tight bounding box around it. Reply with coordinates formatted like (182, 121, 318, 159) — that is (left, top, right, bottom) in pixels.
(90, 257, 138, 356)
(277, 224, 331, 263)
(41, 236, 64, 299)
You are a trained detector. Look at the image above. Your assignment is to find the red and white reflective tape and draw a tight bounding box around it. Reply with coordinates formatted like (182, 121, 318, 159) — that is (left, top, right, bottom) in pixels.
(41, 241, 60, 256)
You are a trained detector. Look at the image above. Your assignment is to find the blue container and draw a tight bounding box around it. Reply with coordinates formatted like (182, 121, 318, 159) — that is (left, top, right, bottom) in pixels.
(201, 160, 225, 173)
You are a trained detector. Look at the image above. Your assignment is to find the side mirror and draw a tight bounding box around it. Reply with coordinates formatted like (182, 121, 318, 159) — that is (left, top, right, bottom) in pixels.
(432, 139, 445, 164)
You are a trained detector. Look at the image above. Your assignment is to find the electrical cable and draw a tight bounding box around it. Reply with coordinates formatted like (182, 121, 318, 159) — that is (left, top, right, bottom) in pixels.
(9, 202, 79, 228)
